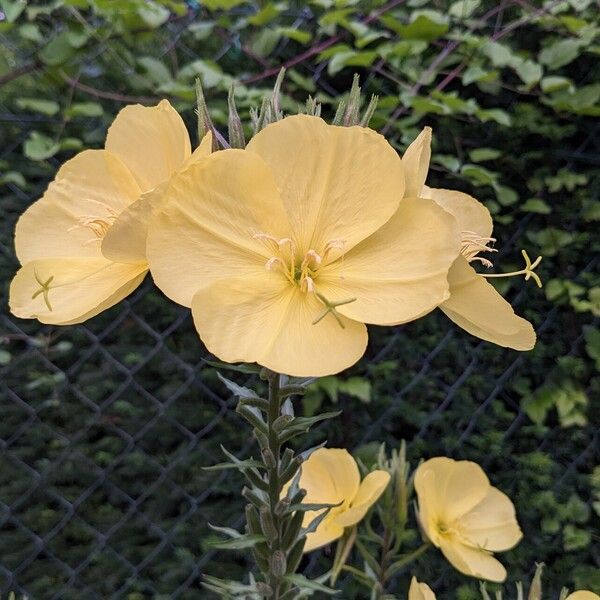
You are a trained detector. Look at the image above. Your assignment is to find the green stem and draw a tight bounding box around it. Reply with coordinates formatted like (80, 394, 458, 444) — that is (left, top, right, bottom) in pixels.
(266, 372, 284, 598)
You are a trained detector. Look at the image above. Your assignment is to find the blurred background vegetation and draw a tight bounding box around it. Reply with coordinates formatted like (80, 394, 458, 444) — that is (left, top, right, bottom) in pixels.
(0, 0, 598, 598)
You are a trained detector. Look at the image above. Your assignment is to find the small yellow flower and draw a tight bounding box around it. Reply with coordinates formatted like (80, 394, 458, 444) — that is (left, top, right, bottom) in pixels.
(402, 128, 537, 350)
(288, 447, 390, 553)
(409, 577, 436, 600)
(9, 100, 211, 325)
(565, 593, 600, 600)
(414, 457, 522, 582)
(147, 115, 460, 376)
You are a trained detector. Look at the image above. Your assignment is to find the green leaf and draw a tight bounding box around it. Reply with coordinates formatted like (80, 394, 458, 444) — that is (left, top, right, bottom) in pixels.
(395, 11, 449, 41)
(0, 171, 26, 187)
(584, 327, 600, 370)
(338, 377, 371, 403)
(468, 148, 501, 162)
(136, 1, 170, 28)
(521, 198, 551, 214)
(476, 108, 511, 126)
(248, 4, 281, 26)
(137, 56, 173, 86)
(482, 40, 514, 67)
(202, 0, 247, 9)
(23, 131, 60, 161)
(203, 359, 261, 374)
(202, 459, 264, 471)
(208, 533, 267, 550)
(539, 38, 585, 70)
(513, 58, 543, 86)
(564, 524, 591, 552)
(39, 32, 78, 66)
(19, 23, 43, 42)
(15, 98, 60, 116)
(283, 574, 338, 595)
(2, 0, 27, 22)
(461, 163, 498, 186)
(66, 102, 104, 118)
(277, 27, 312, 44)
(449, 0, 480, 18)
(540, 76, 573, 93)
(217, 373, 260, 399)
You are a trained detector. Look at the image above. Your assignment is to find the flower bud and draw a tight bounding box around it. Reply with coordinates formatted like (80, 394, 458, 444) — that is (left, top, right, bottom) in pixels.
(270, 550, 287, 578)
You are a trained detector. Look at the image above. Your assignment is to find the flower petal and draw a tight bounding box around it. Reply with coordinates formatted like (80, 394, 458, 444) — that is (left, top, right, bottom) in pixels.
(303, 518, 345, 553)
(402, 127, 432, 198)
(9, 258, 147, 324)
(459, 487, 522, 552)
(318, 197, 460, 325)
(441, 257, 536, 350)
(334, 470, 390, 528)
(105, 99, 191, 191)
(191, 273, 368, 377)
(423, 187, 493, 240)
(566, 593, 600, 600)
(415, 457, 490, 526)
(409, 577, 437, 600)
(246, 114, 403, 254)
(146, 149, 291, 307)
(15, 150, 141, 264)
(102, 132, 214, 264)
(300, 448, 361, 506)
(438, 538, 507, 582)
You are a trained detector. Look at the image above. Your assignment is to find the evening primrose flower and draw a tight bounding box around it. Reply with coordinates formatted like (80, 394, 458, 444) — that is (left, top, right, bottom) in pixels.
(146, 115, 460, 377)
(288, 448, 390, 552)
(414, 457, 522, 582)
(403, 128, 538, 350)
(9, 100, 212, 325)
(566, 593, 600, 600)
(409, 577, 436, 600)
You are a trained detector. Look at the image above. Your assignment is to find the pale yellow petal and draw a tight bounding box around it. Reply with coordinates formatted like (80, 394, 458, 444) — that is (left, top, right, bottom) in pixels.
(300, 448, 361, 506)
(188, 130, 213, 163)
(423, 187, 493, 240)
(146, 149, 291, 307)
(318, 198, 460, 325)
(101, 185, 164, 263)
(101, 131, 214, 264)
(459, 487, 522, 552)
(191, 273, 368, 377)
(105, 99, 191, 191)
(439, 538, 507, 582)
(15, 150, 141, 263)
(246, 114, 403, 254)
(415, 457, 490, 526)
(303, 517, 345, 553)
(403, 127, 431, 197)
(409, 577, 437, 600)
(334, 470, 390, 528)
(9, 258, 147, 325)
(566, 592, 600, 600)
(441, 257, 536, 350)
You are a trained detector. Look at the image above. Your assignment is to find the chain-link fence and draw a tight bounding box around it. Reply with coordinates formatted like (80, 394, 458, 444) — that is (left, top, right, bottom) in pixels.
(1, 2, 598, 598)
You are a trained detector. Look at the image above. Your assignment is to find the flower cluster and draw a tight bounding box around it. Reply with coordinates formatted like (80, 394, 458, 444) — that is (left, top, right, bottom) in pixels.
(10, 96, 541, 378)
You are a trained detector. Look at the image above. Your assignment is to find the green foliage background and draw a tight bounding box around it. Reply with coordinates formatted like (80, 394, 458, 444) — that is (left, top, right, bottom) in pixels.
(0, 0, 598, 598)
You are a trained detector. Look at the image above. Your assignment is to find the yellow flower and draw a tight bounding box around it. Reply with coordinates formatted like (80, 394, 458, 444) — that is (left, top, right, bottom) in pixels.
(9, 100, 211, 325)
(409, 577, 436, 600)
(287, 448, 390, 552)
(403, 128, 537, 350)
(414, 457, 522, 582)
(566, 593, 600, 600)
(146, 115, 460, 376)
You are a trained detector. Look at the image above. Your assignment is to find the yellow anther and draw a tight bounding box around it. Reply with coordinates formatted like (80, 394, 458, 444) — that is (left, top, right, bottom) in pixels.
(481, 249, 543, 288)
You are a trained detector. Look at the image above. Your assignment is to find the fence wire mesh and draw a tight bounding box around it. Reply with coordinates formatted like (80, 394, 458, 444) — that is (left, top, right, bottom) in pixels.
(0, 1, 598, 598)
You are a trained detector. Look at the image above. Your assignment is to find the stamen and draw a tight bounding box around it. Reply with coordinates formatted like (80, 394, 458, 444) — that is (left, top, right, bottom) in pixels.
(265, 257, 282, 271)
(68, 200, 119, 246)
(322, 239, 346, 262)
(461, 230, 497, 265)
(481, 249, 543, 288)
(301, 276, 315, 293)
